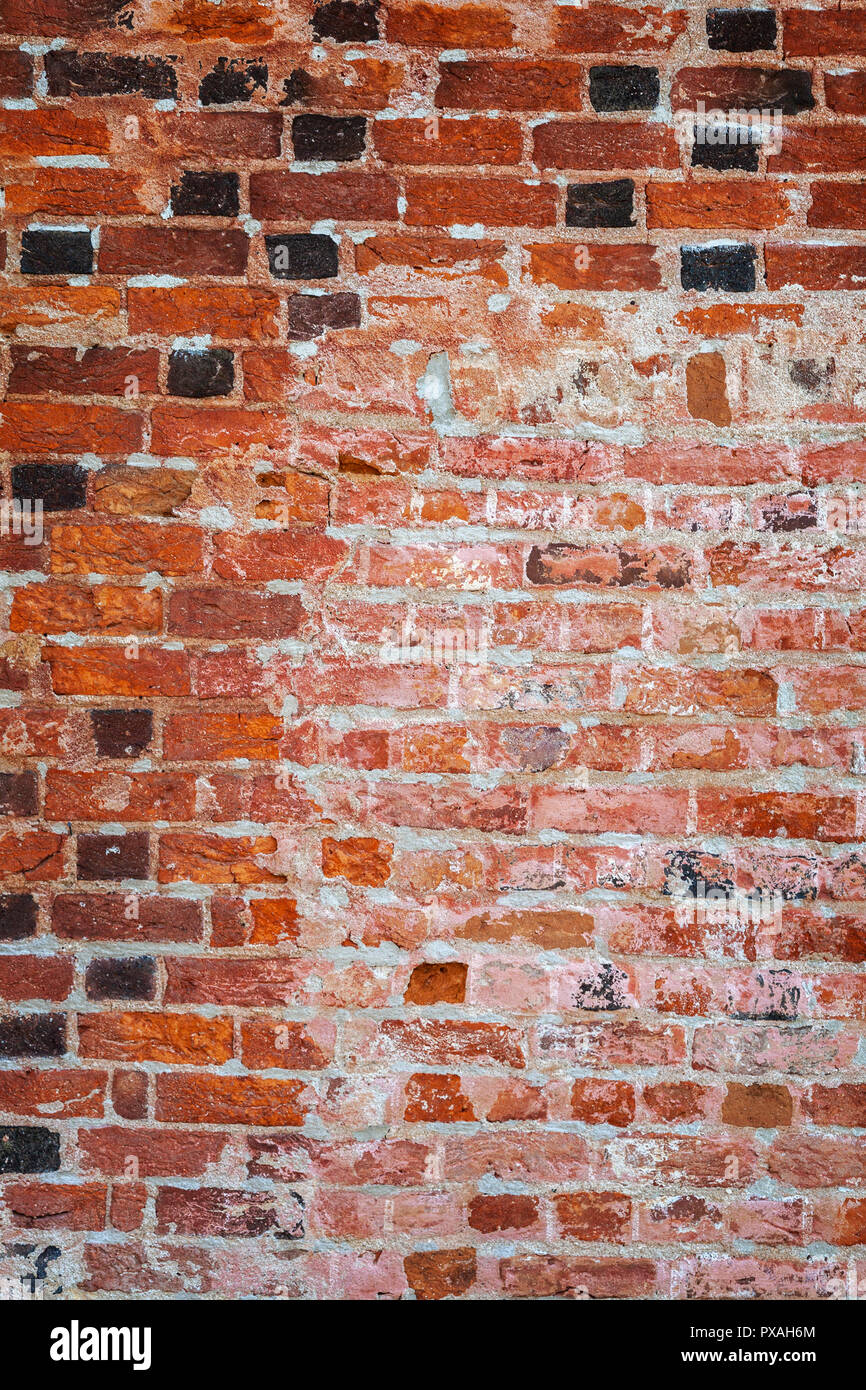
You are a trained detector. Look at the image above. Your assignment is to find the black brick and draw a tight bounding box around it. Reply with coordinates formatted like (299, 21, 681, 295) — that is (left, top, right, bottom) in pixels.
(266, 233, 339, 280)
(681, 243, 757, 292)
(281, 70, 315, 105)
(590, 65, 659, 111)
(77, 832, 149, 882)
(790, 358, 836, 393)
(20, 229, 93, 276)
(85, 956, 157, 1001)
(0, 1126, 61, 1173)
(566, 178, 635, 228)
(12, 463, 87, 512)
(199, 57, 267, 105)
(292, 114, 366, 162)
(44, 51, 177, 99)
(692, 136, 760, 171)
(90, 709, 153, 758)
(0, 894, 37, 941)
(287, 292, 361, 340)
(312, 1, 379, 42)
(707, 8, 778, 51)
(167, 349, 235, 397)
(0, 771, 38, 816)
(171, 171, 240, 218)
(0, 1015, 65, 1059)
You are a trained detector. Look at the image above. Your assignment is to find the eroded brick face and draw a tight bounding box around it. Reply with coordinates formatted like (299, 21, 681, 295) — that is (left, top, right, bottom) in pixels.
(0, 0, 865, 1304)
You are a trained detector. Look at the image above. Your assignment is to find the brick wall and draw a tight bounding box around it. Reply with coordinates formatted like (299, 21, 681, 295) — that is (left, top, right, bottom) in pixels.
(1, 0, 866, 1301)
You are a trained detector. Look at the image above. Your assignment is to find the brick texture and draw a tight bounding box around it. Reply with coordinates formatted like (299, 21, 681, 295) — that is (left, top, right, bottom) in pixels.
(0, 0, 865, 1302)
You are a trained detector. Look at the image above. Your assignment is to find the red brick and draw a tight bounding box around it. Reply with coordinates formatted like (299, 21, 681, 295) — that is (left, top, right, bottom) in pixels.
(784, 9, 866, 57)
(373, 116, 522, 165)
(405, 176, 557, 228)
(156, 1074, 309, 1126)
(2, 1181, 106, 1231)
(0, 403, 142, 456)
(765, 243, 866, 291)
(386, 3, 513, 47)
(555, 5, 688, 52)
(8, 346, 159, 397)
(528, 242, 662, 290)
(249, 171, 399, 222)
(128, 287, 281, 341)
(100, 227, 249, 277)
(647, 181, 794, 230)
(78, 1012, 233, 1065)
(534, 120, 680, 169)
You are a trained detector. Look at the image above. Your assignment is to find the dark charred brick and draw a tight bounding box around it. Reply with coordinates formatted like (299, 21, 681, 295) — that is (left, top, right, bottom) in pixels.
(0, 1126, 61, 1173)
(692, 136, 760, 171)
(707, 9, 778, 51)
(681, 243, 757, 292)
(12, 463, 87, 512)
(663, 849, 736, 901)
(265, 233, 339, 280)
(0, 1015, 65, 1059)
(0, 894, 37, 941)
(90, 709, 154, 758)
(589, 65, 659, 112)
(171, 171, 240, 218)
(0, 49, 33, 99)
(525, 541, 689, 588)
(287, 291, 361, 339)
(570, 962, 629, 1011)
(751, 68, 815, 115)
(790, 358, 836, 393)
(757, 496, 817, 532)
(566, 178, 635, 228)
(85, 956, 157, 1001)
(281, 70, 316, 105)
(312, 1, 380, 42)
(291, 114, 366, 162)
(5, 0, 133, 29)
(199, 57, 267, 105)
(0, 771, 38, 816)
(44, 51, 177, 99)
(77, 832, 149, 882)
(20, 229, 93, 276)
(167, 349, 235, 398)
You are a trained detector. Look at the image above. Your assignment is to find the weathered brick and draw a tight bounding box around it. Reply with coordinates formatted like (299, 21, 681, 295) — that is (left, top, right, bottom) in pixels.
(45, 51, 177, 98)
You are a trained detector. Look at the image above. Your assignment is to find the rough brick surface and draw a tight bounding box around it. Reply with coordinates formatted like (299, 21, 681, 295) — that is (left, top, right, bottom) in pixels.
(1, 0, 865, 1303)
